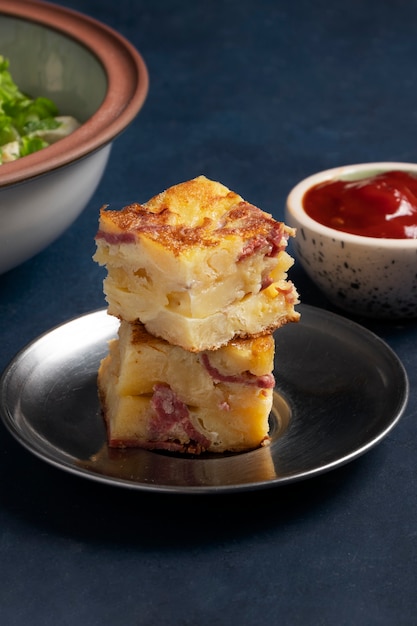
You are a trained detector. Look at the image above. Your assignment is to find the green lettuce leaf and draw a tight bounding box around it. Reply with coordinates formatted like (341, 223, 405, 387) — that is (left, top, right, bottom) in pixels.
(20, 135, 49, 157)
(0, 55, 66, 161)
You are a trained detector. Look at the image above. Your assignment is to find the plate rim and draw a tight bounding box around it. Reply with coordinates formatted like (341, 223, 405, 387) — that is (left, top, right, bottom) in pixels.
(0, 305, 410, 494)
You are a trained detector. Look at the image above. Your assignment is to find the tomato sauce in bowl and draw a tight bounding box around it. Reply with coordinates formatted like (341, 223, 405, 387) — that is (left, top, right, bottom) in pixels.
(303, 170, 417, 239)
(285, 163, 417, 318)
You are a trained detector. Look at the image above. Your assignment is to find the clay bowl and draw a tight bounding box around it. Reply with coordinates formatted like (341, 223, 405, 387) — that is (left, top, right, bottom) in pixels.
(0, 0, 148, 274)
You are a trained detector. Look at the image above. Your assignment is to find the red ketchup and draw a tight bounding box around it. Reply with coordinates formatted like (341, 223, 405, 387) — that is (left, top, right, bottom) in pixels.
(303, 170, 417, 239)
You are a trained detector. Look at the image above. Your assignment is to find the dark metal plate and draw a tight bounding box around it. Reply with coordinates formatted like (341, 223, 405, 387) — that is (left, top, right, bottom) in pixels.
(0, 306, 409, 493)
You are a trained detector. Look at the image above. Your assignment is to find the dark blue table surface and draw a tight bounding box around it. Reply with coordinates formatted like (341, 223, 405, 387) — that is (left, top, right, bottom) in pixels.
(1, 1, 417, 624)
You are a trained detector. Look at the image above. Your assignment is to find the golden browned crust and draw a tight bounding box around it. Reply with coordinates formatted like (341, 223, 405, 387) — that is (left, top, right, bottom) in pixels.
(145, 176, 240, 217)
(130, 321, 158, 345)
(97, 176, 293, 256)
(97, 377, 112, 446)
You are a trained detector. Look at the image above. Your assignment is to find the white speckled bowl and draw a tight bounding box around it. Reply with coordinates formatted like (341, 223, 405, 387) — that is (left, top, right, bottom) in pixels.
(0, 0, 148, 274)
(285, 162, 417, 319)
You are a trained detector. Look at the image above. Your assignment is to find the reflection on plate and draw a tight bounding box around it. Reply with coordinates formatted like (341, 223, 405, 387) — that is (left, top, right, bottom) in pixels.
(0, 305, 409, 494)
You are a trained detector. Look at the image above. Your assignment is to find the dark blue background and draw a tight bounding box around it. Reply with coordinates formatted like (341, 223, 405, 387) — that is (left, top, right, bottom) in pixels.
(1, 1, 416, 624)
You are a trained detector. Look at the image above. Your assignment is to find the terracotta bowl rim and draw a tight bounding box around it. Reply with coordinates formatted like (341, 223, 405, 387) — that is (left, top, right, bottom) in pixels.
(0, 0, 149, 188)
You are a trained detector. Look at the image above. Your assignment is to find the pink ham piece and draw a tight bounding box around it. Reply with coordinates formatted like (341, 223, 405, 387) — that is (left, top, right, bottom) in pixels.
(201, 354, 275, 389)
(236, 204, 289, 261)
(149, 383, 211, 453)
(95, 231, 136, 244)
